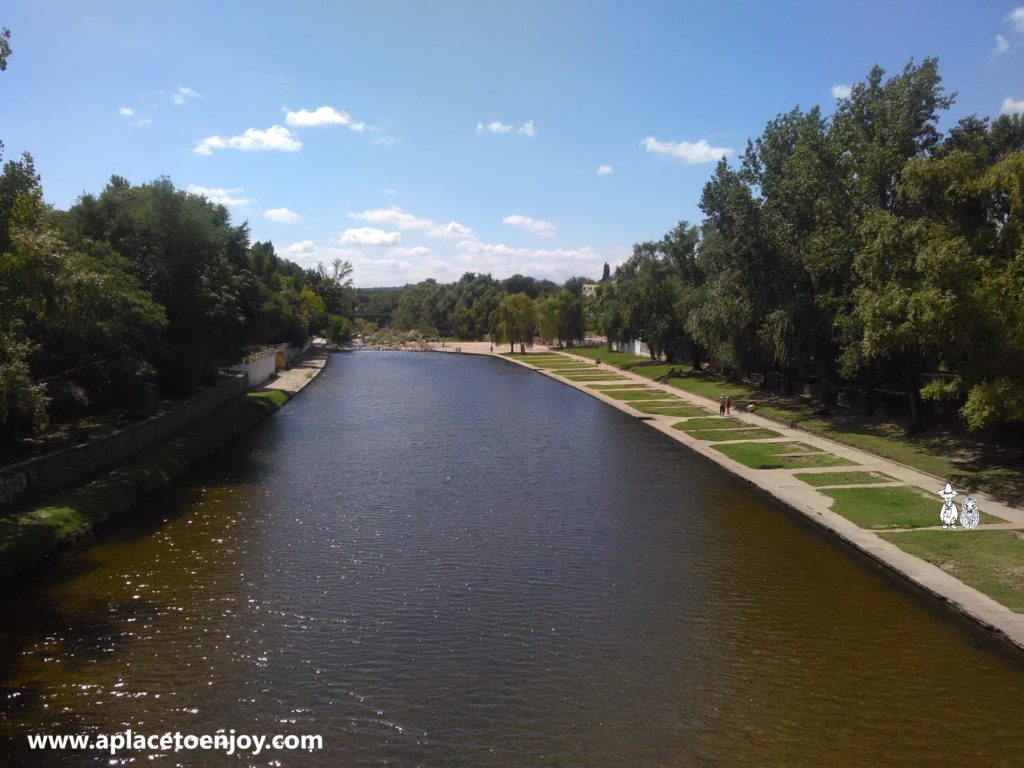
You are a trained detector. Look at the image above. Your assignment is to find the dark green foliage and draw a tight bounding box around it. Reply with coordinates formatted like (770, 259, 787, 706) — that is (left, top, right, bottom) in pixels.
(0, 166, 352, 437)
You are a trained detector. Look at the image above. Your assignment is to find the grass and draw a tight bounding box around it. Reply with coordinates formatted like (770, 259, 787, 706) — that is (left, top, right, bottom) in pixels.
(822, 486, 1005, 530)
(529, 362, 593, 369)
(563, 347, 1024, 507)
(681, 427, 784, 441)
(671, 417, 745, 430)
(586, 383, 650, 389)
(713, 440, 856, 469)
(878, 530, 1024, 613)
(557, 374, 628, 381)
(630, 403, 713, 417)
(793, 470, 897, 487)
(563, 347, 653, 367)
(0, 389, 292, 579)
(823, 486, 945, 529)
(599, 389, 681, 401)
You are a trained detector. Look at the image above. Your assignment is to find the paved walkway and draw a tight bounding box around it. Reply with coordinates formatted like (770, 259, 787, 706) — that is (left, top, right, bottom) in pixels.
(259, 343, 329, 395)
(430, 341, 1024, 652)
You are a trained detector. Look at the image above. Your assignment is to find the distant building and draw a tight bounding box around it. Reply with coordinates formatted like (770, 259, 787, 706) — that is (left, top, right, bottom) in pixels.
(582, 283, 600, 298)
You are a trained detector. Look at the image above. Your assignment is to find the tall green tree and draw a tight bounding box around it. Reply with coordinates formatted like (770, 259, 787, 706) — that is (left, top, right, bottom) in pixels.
(68, 177, 252, 392)
(491, 293, 536, 353)
(835, 59, 955, 427)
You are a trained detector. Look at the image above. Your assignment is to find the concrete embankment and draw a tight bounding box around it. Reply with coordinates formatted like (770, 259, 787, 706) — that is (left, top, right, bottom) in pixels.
(432, 341, 1024, 653)
(0, 347, 328, 580)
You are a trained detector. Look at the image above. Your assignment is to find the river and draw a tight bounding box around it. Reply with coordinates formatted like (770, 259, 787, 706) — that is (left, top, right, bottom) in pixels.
(1, 352, 1022, 766)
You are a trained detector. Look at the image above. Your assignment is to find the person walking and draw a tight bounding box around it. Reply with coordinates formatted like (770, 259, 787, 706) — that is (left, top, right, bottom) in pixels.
(719, 393, 726, 416)
(725, 396, 732, 415)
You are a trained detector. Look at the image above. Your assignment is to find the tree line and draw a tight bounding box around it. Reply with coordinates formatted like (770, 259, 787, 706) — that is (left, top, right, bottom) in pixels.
(355, 272, 590, 352)
(593, 59, 1024, 441)
(0, 162, 354, 436)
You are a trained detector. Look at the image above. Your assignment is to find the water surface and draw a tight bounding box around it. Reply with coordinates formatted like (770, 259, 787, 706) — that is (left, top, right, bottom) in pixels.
(1, 353, 1022, 766)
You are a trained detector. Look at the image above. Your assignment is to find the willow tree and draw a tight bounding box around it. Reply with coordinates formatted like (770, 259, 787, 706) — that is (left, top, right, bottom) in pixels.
(491, 292, 536, 353)
(536, 289, 584, 347)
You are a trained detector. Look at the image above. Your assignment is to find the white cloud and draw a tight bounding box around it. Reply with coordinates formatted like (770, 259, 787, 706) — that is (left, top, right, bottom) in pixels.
(341, 227, 401, 246)
(502, 214, 556, 238)
(388, 246, 432, 258)
(831, 84, 852, 99)
(994, 34, 1010, 55)
(476, 120, 535, 137)
(454, 240, 601, 281)
(477, 121, 513, 134)
(284, 106, 367, 131)
(193, 125, 302, 155)
(380, 188, 398, 195)
(641, 136, 732, 164)
(280, 241, 449, 286)
(136, 118, 153, 127)
(186, 184, 253, 207)
(1002, 96, 1024, 115)
(348, 206, 473, 240)
(286, 240, 317, 255)
(1010, 6, 1024, 33)
(596, 164, 614, 175)
(283, 241, 363, 270)
(265, 207, 300, 223)
(172, 86, 201, 106)
(119, 106, 134, 116)
(374, 136, 398, 146)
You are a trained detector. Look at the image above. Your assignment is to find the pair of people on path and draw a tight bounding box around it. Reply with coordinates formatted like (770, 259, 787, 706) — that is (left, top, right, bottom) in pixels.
(719, 394, 732, 416)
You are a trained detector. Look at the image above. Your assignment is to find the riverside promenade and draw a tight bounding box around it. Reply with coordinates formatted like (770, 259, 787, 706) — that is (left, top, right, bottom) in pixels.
(433, 341, 1024, 652)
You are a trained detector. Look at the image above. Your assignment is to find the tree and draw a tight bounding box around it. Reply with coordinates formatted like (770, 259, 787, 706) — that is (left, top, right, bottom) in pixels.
(743, 106, 854, 404)
(601, 262, 611, 282)
(835, 59, 956, 427)
(0, 27, 11, 71)
(1, 167, 166, 431)
(491, 293, 536, 353)
(536, 289, 584, 347)
(689, 160, 780, 373)
(68, 177, 252, 392)
(326, 315, 353, 345)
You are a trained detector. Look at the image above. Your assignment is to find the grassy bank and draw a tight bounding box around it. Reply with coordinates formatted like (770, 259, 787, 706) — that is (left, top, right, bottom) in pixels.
(566, 347, 1024, 505)
(0, 390, 290, 580)
(879, 530, 1024, 613)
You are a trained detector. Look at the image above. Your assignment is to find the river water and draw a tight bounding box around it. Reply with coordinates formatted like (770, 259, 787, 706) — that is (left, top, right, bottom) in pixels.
(1, 352, 1022, 766)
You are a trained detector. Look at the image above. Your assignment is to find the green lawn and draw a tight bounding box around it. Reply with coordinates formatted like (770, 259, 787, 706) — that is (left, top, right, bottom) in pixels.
(822, 485, 1005, 529)
(682, 427, 784, 441)
(713, 440, 856, 469)
(600, 389, 681, 401)
(679, 430, 782, 442)
(557, 373, 627, 381)
(630, 402, 711, 416)
(794, 470, 897, 487)
(879, 530, 1024, 613)
(563, 347, 652, 366)
(671, 417, 744, 430)
(586, 383, 651, 389)
(530, 362, 594, 369)
(564, 348, 1024, 506)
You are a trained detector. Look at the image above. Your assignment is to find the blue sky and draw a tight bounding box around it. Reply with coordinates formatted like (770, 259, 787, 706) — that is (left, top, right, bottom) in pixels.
(3, 1, 1023, 286)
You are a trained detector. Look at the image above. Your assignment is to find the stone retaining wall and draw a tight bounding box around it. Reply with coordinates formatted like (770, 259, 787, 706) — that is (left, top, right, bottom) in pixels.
(0, 373, 249, 507)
